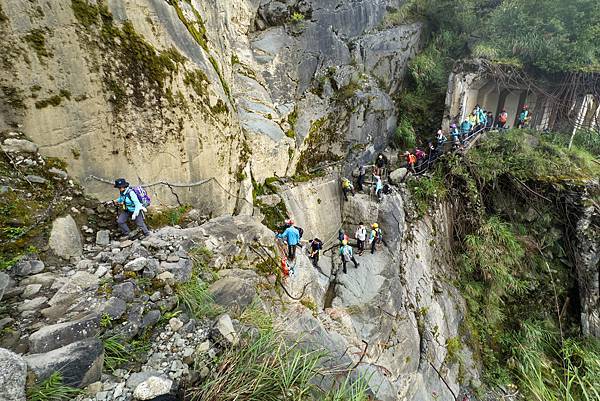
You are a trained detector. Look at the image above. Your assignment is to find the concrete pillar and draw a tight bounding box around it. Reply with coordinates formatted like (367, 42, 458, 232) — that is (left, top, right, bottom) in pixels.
(504, 90, 522, 128)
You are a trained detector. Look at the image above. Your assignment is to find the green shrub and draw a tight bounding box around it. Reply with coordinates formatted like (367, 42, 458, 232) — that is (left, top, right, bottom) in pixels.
(290, 12, 305, 23)
(394, 117, 417, 149)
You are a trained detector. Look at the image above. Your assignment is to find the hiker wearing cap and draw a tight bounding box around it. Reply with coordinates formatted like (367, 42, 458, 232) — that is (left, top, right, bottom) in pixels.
(339, 240, 359, 273)
(496, 109, 508, 130)
(355, 223, 367, 256)
(111, 178, 150, 238)
(370, 223, 382, 254)
(276, 219, 300, 260)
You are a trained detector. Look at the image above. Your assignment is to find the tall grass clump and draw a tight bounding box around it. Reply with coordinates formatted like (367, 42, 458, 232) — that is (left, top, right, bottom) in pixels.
(27, 372, 82, 401)
(188, 328, 325, 401)
(102, 334, 150, 372)
(512, 321, 600, 401)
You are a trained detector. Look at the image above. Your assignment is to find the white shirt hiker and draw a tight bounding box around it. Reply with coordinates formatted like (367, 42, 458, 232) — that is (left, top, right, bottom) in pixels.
(355, 226, 367, 241)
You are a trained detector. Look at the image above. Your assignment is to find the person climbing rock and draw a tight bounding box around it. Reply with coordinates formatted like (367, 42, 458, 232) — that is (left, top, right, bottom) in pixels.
(460, 119, 473, 140)
(339, 240, 359, 273)
(496, 108, 508, 130)
(111, 178, 150, 239)
(338, 228, 349, 244)
(370, 223, 382, 254)
(341, 177, 355, 201)
(450, 123, 460, 141)
(485, 111, 494, 131)
(308, 238, 323, 268)
(374, 153, 388, 177)
(405, 151, 417, 174)
(276, 219, 300, 261)
(374, 174, 383, 202)
(436, 130, 447, 150)
(355, 222, 367, 256)
(517, 105, 530, 128)
(415, 148, 427, 172)
(356, 163, 367, 191)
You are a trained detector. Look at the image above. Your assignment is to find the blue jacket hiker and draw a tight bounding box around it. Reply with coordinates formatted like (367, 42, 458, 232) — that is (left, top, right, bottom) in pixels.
(113, 178, 150, 238)
(276, 220, 300, 260)
(339, 240, 359, 273)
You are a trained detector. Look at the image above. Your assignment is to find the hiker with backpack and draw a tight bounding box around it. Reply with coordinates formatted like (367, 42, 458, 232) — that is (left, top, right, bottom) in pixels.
(341, 177, 355, 201)
(415, 148, 427, 172)
(111, 178, 151, 239)
(404, 151, 417, 174)
(338, 228, 349, 245)
(355, 222, 367, 256)
(370, 223, 382, 254)
(516, 105, 530, 128)
(308, 238, 323, 268)
(496, 109, 508, 130)
(339, 240, 359, 273)
(374, 153, 388, 177)
(374, 174, 384, 202)
(276, 219, 300, 261)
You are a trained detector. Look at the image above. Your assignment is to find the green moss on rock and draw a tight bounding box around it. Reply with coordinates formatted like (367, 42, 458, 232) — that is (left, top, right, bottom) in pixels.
(71, 0, 99, 28)
(24, 29, 51, 59)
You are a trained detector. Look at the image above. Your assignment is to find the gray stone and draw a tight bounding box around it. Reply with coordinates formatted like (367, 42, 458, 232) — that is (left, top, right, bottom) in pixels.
(48, 167, 68, 179)
(0, 348, 27, 401)
(22, 284, 42, 298)
(112, 281, 137, 302)
(17, 296, 47, 311)
(132, 376, 173, 400)
(125, 257, 147, 272)
(96, 230, 110, 246)
(126, 371, 168, 390)
(49, 271, 98, 306)
(103, 297, 127, 319)
(168, 317, 183, 332)
(141, 310, 161, 328)
(20, 272, 56, 287)
(13, 259, 45, 276)
(209, 277, 256, 309)
(0, 272, 12, 301)
(156, 271, 174, 283)
(1, 138, 38, 153)
(211, 314, 239, 346)
(25, 338, 104, 388)
(26, 175, 47, 184)
(94, 265, 109, 277)
(389, 168, 408, 185)
(49, 215, 83, 259)
(29, 314, 100, 353)
(160, 258, 192, 283)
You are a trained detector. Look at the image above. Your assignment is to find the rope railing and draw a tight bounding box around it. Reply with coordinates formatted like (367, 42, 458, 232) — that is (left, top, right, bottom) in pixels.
(413, 125, 488, 177)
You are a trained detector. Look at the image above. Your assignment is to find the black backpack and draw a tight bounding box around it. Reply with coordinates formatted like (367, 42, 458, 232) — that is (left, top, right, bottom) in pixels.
(294, 226, 304, 239)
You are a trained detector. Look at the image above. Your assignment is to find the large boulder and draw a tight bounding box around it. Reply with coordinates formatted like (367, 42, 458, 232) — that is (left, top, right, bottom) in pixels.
(1, 138, 38, 153)
(48, 215, 83, 259)
(13, 259, 45, 276)
(48, 271, 99, 306)
(160, 258, 192, 283)
(209, 276, 257, 309)
(25, 338, 104, 387)
(389, 168, 408, 185)
(156, 215, 274, 270)
(29, 314, 100, 353)
(0, 348, 27, 401)
(0, 272, 13, 301)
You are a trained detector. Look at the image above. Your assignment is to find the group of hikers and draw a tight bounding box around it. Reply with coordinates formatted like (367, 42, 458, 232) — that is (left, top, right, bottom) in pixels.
(342, 153, 391, 203)
(274, 219, 384, 276)
(399, 104, 533, 174)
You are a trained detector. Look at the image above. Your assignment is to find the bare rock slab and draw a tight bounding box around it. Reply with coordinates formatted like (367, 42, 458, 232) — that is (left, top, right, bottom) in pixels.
(29, 314, 100, 353)
(25, 338, 104, 388)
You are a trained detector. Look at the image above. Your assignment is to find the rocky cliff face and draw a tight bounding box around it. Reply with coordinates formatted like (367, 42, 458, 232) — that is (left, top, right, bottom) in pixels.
(0, 0, 421, 215)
